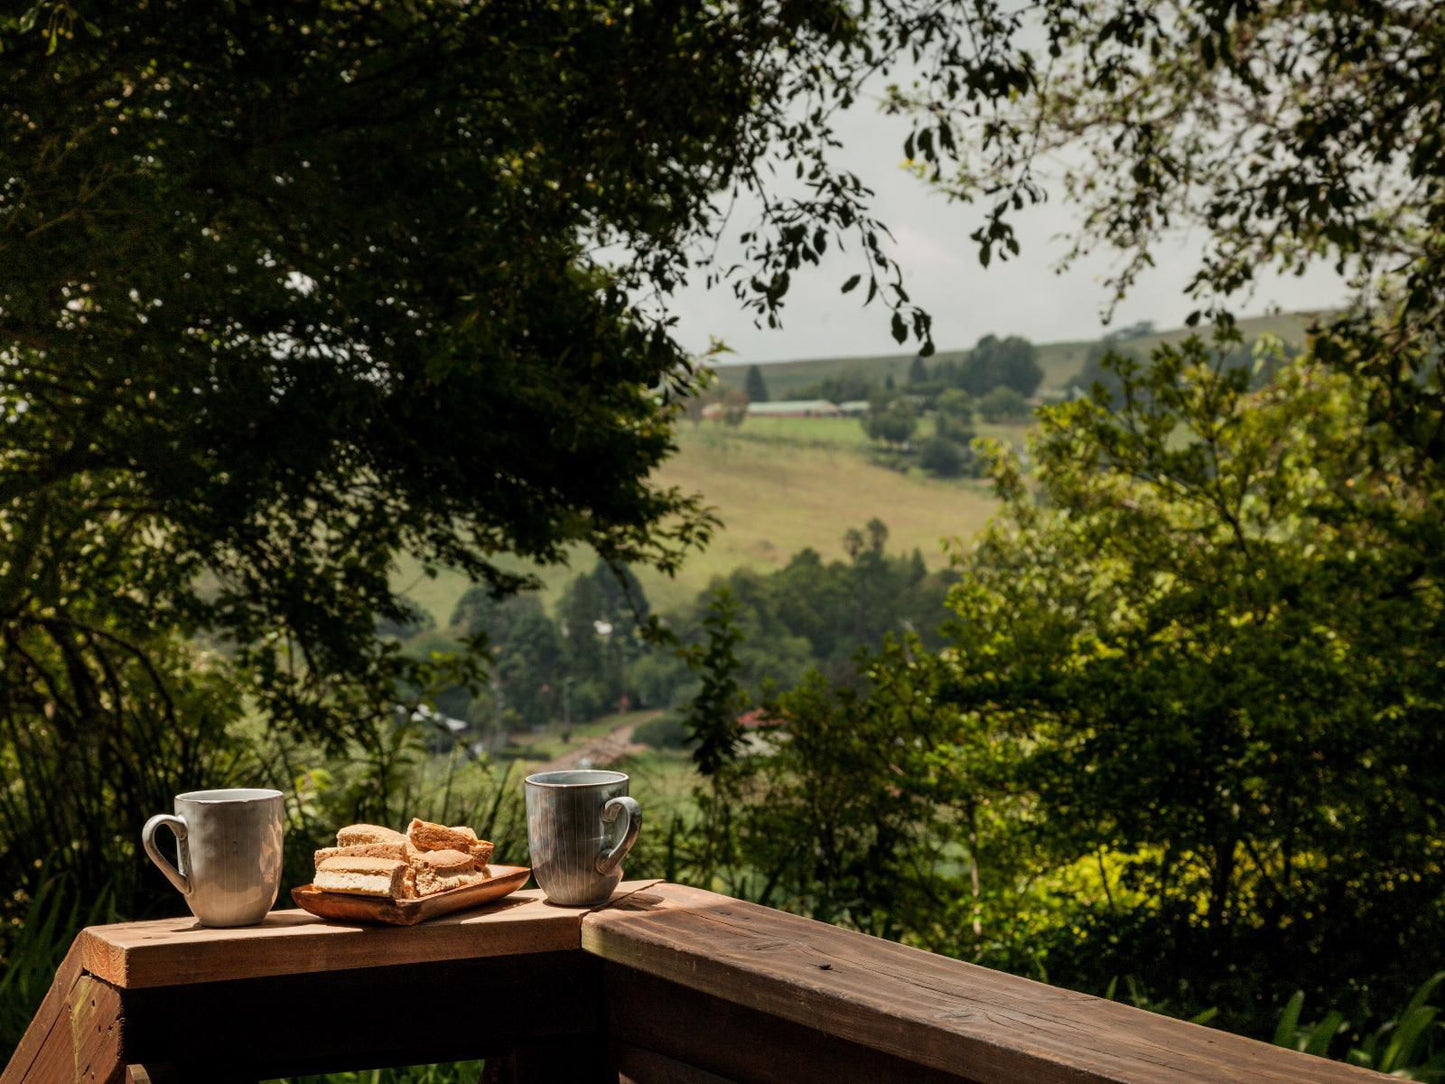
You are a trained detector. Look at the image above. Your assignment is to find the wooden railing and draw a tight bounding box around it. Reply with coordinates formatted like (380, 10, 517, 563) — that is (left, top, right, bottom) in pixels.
(3, 881, 1386, 1083)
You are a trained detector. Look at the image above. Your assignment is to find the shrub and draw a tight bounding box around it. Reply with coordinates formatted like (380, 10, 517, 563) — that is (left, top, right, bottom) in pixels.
(633, 713, 692, 750)
(919, 436, 966, 477)
(979, 385, 1031, 422)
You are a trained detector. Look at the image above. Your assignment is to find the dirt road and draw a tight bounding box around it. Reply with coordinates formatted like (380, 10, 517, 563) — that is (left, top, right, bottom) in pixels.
(536, 712, 657, 772)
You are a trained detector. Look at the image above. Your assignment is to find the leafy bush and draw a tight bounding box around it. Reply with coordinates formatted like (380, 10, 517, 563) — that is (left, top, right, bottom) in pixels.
(919, 436, 966, 477)
(633, 713, 691, 750)
(978, 385, 1030, 422)
(863, 398, 918, 446)
(1274, 972, 1445, 1080)
(0, 871, 119, 1054)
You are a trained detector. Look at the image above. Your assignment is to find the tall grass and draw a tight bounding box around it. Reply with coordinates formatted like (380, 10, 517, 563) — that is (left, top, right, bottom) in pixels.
(268, 1063, 484, 1084)
(1275, 972, 1445, 1080)
(0, 870, 119, 1052)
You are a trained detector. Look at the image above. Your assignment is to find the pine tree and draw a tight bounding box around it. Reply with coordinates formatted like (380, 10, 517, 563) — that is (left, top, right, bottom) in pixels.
(908, 354, 930, 384)
(744, 364, 770, 403)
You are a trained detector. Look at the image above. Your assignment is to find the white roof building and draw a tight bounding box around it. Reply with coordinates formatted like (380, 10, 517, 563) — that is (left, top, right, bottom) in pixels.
(745, 400, 841, 417)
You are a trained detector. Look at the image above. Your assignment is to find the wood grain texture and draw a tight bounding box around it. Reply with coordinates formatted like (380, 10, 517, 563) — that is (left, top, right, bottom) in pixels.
(1, 940, 83, 1083)
(583, 884, 1386, 1084)
(612, 1040, 737, 1084)
(8, 970, 126, 1084)
(2, 943, 126, 1084)
(81, 879, 661, 989)
(68, 975, 126, 1084)
(606, 966, 964, 1084)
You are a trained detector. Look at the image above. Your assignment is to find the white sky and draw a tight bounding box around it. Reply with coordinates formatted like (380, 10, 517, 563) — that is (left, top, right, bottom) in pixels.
(670, 87, 1348, 366)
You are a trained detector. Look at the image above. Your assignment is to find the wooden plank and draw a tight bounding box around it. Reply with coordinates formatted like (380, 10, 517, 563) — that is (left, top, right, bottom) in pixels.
(605, 965, 965, 1084)
(117, 951, 603, 1077)
(612, 1040, 736, 1084)
(478, 1036, 618, 1084)
(69, 975, 126, 1084)
(82, 880, 661, 989)
(1, 940, 84, 1084)
(583, 884, 1385, 1084)
(124, 1062, 253, 1083)
(18, 972, 125, 1084)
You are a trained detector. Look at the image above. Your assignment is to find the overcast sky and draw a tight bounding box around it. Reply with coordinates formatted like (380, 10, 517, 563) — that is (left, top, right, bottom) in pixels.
(670, 87, 1348, 367)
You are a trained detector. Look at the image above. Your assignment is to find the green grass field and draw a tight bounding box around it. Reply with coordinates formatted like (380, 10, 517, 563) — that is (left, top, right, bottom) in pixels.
(393, 312, 1324, 629)
(643, 420, 998, 609)
(714, 309, 1330, 397)
(391, 414, 1006, 625)
(399, 305, 1328, 629)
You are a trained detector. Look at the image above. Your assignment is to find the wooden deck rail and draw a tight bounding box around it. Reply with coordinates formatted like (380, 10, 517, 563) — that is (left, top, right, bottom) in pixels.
(3, 881, 1385, 1083)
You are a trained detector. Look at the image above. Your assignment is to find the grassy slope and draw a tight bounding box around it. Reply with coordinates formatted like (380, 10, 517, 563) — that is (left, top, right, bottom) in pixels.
(392, 415, 1004, 624)
(394, 312, 1321, 626)
(646, 420, 998, 610)
(716, 309, 1329, 396)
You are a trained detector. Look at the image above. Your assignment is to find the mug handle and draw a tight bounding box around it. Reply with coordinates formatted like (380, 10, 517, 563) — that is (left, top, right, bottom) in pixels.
(142, 814, 192, 896)
(595, 797, 642, 876)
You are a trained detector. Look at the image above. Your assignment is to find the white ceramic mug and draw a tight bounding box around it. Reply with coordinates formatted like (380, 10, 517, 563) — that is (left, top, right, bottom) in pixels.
(142, 788, 284, 927)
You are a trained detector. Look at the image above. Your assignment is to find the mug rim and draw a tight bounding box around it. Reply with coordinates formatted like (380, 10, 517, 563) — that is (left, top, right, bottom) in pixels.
(176, 788, 283, 803)
(525, 769, 628, 789)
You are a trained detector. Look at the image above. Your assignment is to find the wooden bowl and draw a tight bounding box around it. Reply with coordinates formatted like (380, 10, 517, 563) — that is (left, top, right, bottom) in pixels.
(291, 864, 531, 925)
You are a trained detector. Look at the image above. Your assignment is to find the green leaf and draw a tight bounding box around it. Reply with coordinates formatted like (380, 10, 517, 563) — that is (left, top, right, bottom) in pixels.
(1302, 1012, 1345, 1058)
(1379, 1007, 1436, 1072)
(1273, 991, 1305, 1047)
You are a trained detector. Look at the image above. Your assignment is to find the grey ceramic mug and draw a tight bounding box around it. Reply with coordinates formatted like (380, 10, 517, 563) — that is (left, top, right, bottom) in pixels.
(525, 770, 642, 906)
(142, 788, 284, 927)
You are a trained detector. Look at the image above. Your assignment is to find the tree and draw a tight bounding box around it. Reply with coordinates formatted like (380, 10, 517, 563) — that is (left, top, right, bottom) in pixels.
(933, 388, 977, 449)
(795, 373, 876, 404)
(907, 355, 930, 385)
(1069, 341, 1139, 400)
(957, 335, 1043, 398)
(682, 590, 749, 779)
(7, 0, 1012, 951)
(744, 364, 771, 404)
(449, 589, 564, 730)
(935, 388, 975, 422)
(978, 386, 1029, 423)
(863, 398, 917, 447)
(941, 344, 1445, 1030)
(711, 387, 751, 426)
(895, 2, 1445, 476)
(730, 343, 1445, 1035)
(865, 518, 889, 556)
(919, 436, 966, 477)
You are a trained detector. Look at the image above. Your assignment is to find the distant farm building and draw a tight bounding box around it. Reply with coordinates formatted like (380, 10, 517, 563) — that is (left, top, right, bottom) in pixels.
(837, 400, 870, 416)
(745, 399, 840, 418)
(737, 707, 786, 755)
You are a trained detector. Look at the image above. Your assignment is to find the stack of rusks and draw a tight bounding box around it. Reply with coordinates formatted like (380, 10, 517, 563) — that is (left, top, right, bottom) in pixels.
(312, 819, 496, 899)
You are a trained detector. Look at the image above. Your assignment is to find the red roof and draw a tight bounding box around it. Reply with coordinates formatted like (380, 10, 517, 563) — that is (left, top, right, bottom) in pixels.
(737, 708, 784, 730)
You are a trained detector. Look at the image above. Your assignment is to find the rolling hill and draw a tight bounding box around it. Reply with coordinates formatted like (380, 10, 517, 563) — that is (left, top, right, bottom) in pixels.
(393, 416, 1005, 625)
(712, 309, 1330, 398)
(394, 310, 1325, 628)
